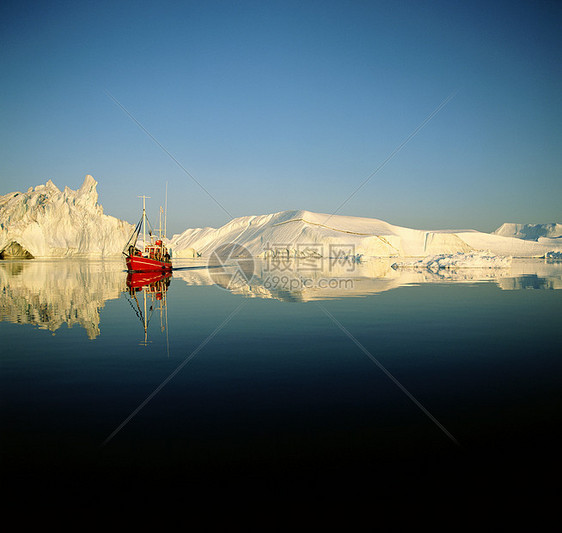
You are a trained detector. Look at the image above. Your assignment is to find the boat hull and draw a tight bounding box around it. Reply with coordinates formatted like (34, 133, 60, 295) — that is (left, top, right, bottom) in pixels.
(126, 255, 172, 272)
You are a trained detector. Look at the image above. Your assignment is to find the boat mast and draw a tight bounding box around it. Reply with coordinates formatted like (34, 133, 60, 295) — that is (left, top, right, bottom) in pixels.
(138, 195, 151, 248)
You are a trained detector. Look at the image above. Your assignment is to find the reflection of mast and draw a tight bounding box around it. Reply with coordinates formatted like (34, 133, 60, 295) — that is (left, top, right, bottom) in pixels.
(157, 277, 170, 357)
(129, 285, 152, 346)
(125, 271, 171, 347)
(142, 286, 148, 346)
(165, 294, 169, 357)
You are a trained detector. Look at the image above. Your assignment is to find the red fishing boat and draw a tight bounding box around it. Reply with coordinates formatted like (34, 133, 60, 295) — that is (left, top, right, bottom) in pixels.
(124, 195, 172, 272)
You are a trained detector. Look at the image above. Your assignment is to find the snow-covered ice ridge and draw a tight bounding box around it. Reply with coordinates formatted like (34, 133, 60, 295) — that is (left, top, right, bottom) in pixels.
(170, 210, 561, 259)
(0, 176, 133, 258)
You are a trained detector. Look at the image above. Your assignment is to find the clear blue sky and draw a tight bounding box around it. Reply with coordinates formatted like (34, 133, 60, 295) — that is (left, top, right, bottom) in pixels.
(1, 0, 560, 235)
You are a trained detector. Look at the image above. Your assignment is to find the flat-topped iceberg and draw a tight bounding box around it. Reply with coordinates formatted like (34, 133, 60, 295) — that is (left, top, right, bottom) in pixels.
(170, 210, 561, 259)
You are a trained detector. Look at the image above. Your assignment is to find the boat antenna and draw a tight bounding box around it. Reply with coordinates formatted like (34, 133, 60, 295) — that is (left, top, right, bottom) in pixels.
(164, 181, 168, 239)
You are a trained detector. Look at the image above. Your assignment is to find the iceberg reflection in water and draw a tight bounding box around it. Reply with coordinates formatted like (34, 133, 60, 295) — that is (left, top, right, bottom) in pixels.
(0, 259, 123, 339)
(173, 256, 562, 301)
(0, 258, 561, 338)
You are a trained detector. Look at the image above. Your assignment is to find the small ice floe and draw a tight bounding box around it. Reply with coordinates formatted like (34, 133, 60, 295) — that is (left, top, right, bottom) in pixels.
(392, 251, 512, 271)
(545, 251, 562, 260)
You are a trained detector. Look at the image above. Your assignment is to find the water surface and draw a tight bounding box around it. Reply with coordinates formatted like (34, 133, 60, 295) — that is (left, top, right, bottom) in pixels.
(1, 258, 561, 495)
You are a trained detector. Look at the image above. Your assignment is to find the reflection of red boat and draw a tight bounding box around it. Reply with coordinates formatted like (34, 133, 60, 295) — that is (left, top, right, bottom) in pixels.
(125, 271, 171, 346)
(127, 271, 172, 290)
(124, 195, 172, 272)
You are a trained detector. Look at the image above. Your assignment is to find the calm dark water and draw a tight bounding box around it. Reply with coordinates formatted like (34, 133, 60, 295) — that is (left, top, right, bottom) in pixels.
(1, 258, 561, 497)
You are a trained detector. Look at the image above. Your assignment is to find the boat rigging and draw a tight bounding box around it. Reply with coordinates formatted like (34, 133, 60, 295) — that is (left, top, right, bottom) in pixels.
(124, 194, 172, 272)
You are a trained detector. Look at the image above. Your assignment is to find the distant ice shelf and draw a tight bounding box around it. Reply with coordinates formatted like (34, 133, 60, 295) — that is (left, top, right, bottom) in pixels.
(493, 222, 562, 241)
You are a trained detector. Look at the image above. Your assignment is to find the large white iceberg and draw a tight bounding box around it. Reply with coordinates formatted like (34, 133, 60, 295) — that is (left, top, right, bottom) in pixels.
(170, 210, 561, 259)
(0, 176, 133, 258)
